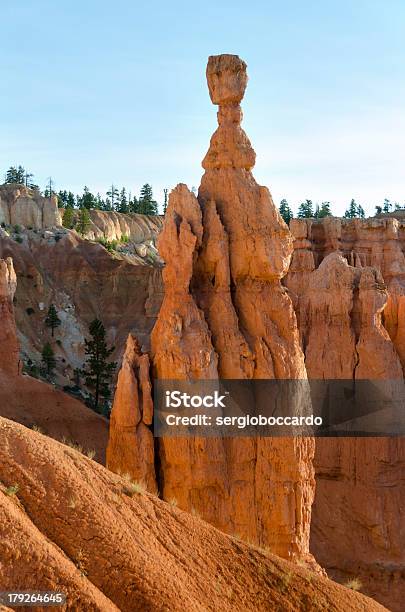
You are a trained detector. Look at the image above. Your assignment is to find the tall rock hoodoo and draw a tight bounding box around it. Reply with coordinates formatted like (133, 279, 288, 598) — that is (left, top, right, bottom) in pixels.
(150, 55, 315, 563)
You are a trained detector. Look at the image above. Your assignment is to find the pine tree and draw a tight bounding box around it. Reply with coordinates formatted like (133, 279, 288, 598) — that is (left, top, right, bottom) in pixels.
(5, 166, 24, 184)
(82, 319, 116, 412)
(139, 183, 158, 215)
(163, 188, 169, 214)
(344, 199, 359, 218)
(317, 201, 332, 218)
(5, 166, 18, 183)
(357, 204, 365, 218)
(375, 205, 382, 215)
(95, 193, 105, 210)
(118, 187, 129, 213)
(58, 190, 68, 207)
(66, 192, 75, 209)
(106, 185, 119, 210)
(382, 198, 392, 213)
(41, 343, 56, 376)
(45, 304, 61, 337)
(279, 199, 293, 224)
(77, 207, 90, 236)
(297, 199, 314, 218)
(129, 195, 139, 213)
(62, 207, 75, 229)
(78, 186, 95, 210)
(44, 177, 55, 198)
(23, 170, 37, 189)
(15, 166, 25, 183)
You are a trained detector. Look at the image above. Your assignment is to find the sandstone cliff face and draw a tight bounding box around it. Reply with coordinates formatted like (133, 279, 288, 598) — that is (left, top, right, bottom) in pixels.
(0, 184, 61, 229)
(287, 216, 405, 372)
(149, 54, 315, 564)
(85, 209, 163, 246)
(286, 221, 405, 611)
(0, 257, 109, 462)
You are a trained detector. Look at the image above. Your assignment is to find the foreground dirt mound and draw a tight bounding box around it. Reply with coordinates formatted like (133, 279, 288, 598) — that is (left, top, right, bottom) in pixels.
(0, 417, 387, 612)
(0, 372, 109, 463)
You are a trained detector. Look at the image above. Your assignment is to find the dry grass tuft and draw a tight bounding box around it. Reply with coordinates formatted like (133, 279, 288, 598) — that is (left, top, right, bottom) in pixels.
(123, 480, 146, 497)
(5, 484, 19, 496)
(344, 577, 362, 591)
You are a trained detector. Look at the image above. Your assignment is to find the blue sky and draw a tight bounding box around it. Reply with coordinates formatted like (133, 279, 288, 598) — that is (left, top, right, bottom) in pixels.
(0, 0, 404, 215)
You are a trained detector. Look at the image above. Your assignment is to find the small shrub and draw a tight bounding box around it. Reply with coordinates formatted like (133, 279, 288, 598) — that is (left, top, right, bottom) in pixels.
(86, 449, 96, 459)
(344, 578, 362, 591)
(32, 424, 43, 434)
(60, 437, 83, 454)
(279, 571, 292, 592)
(26, 307, 35, 315)
(96, 237, 118, 253)
(15, 235, 23, 243)
(56, 339, 62, 346)
(1, 222, 5, 228)
(5, 484, 19, 496)
(55, 234, 62, 242)
(121, 234, 129, 243)
(123, 480, 146, 496)
(14, 224, 21, 234)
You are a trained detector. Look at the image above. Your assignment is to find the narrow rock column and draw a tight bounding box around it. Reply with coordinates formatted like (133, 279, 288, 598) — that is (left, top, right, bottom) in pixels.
(151, 55, 316, 563)
(106, 334, 157, 493)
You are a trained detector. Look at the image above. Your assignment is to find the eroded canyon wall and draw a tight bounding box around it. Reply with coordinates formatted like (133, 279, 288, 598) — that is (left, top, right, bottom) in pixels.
(0, 258, 109, 462)
(0, 218, 163, 388)
(286, 218, 405, 611)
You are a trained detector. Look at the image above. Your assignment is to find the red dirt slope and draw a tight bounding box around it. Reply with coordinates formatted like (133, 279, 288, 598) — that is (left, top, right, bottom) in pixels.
(0, 417, 387, 612)
(0, 372, 109, 463)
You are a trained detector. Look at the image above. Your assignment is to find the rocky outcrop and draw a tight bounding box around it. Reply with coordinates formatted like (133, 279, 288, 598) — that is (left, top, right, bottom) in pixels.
(106, 334, 156, 493)
(286, 227, 405, 611)
(0, 184, 61, 229)
(85, 209, 163, 245)
(150, 54, 315, 564)
(298, 252, 403, 380)
(286, 216, 405, 373)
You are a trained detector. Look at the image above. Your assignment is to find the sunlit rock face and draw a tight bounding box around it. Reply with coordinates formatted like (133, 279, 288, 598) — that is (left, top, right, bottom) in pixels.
(150, 54, 316, 566)
(286, 219, 405, 611)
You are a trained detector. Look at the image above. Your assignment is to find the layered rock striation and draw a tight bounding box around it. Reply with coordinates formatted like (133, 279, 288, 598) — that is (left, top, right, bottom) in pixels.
(0, 257, 109, 463)
(286, 221, 405, 611)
